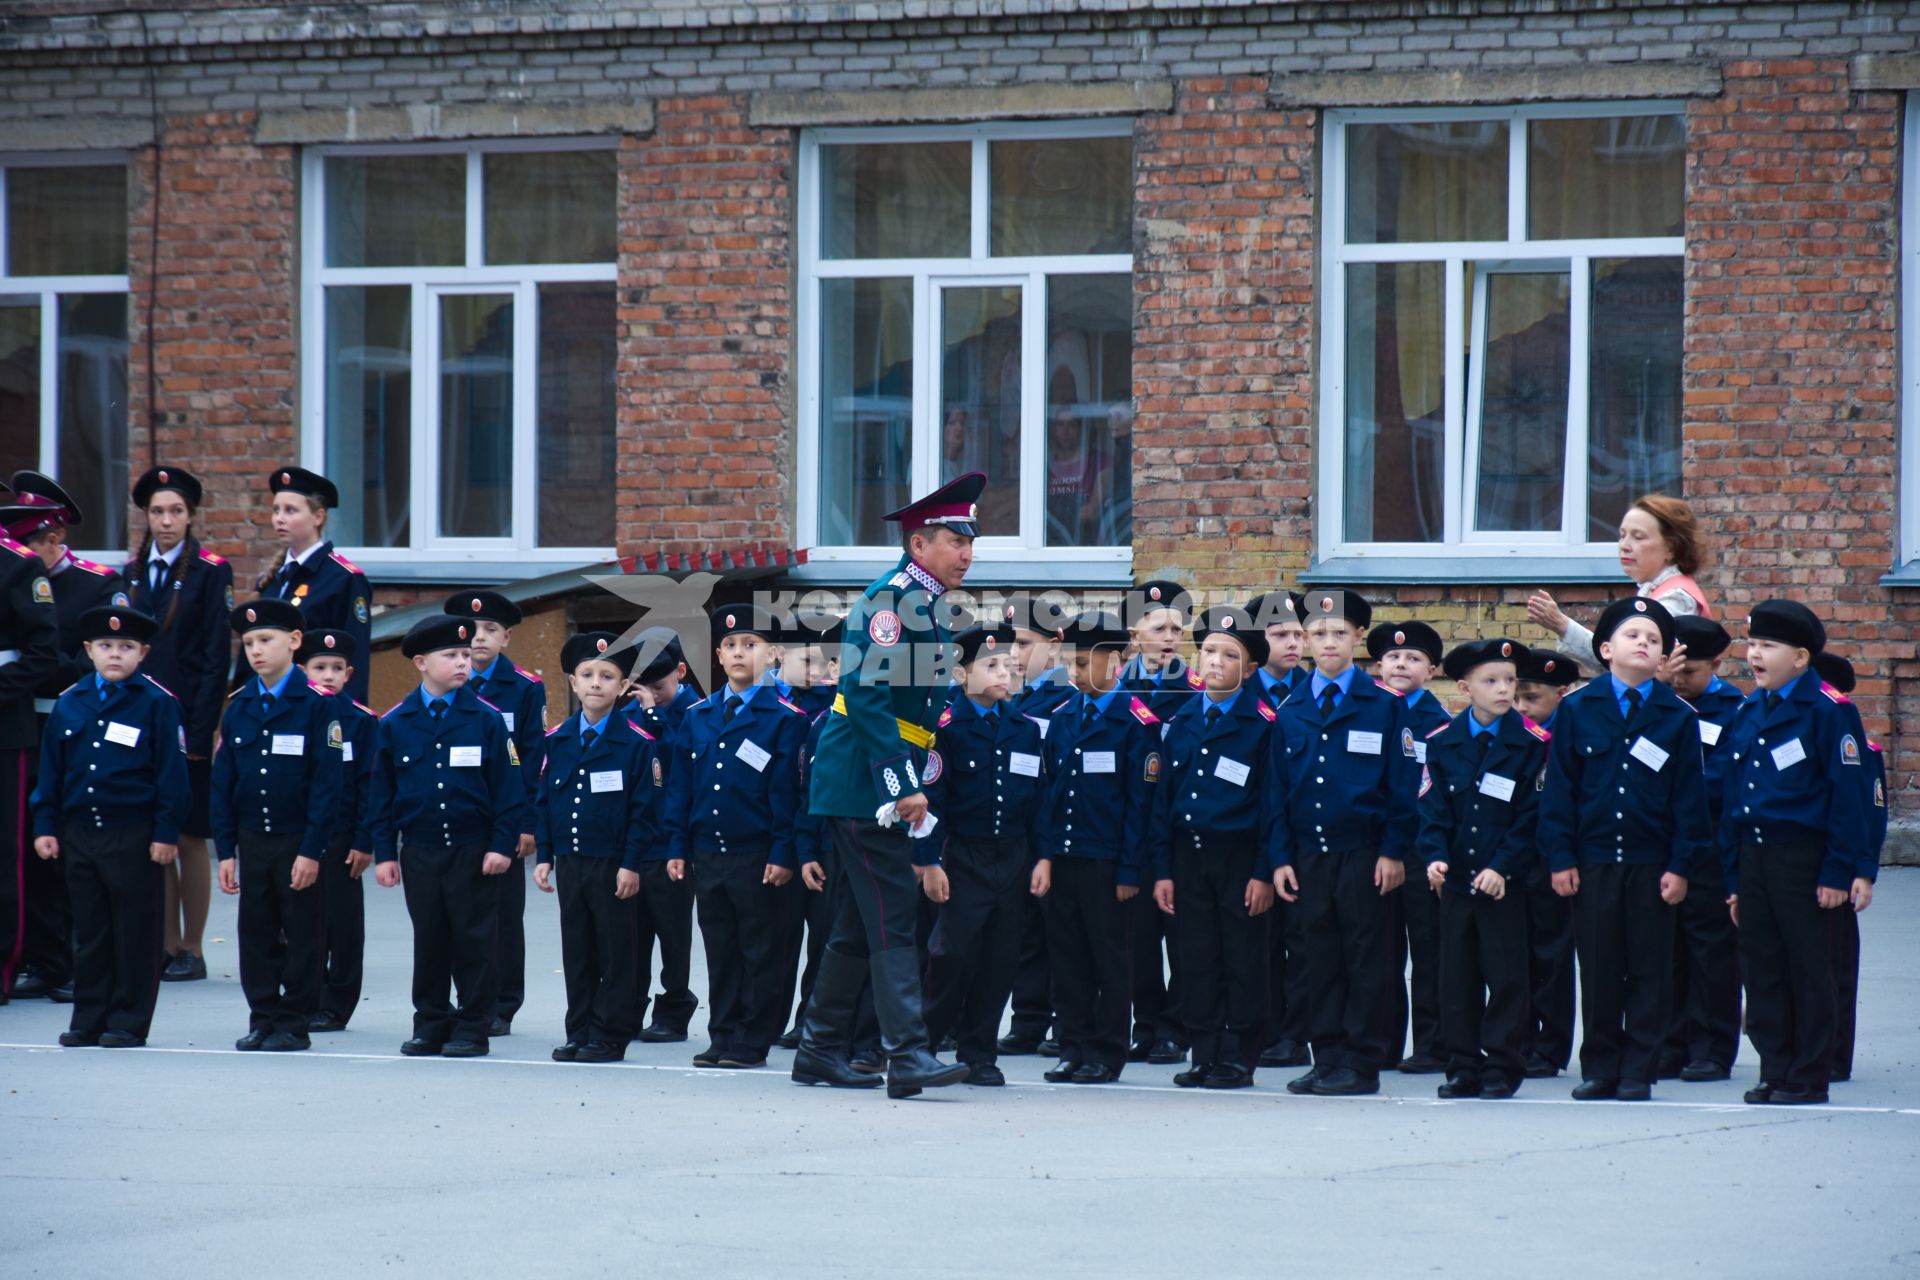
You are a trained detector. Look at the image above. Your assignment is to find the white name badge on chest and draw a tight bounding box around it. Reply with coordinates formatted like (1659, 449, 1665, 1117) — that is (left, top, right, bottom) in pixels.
(590, 770, 623, 793)
(1699, 720, 1723, 747)
(449, 745, 483, 767)
(1771, 738, 1807, 771)
(1213, 756, 1251, 787)
(1629, 737, 1670, 772)
(1083, 750, 1117, 774)
(1412, 741, 1428, 764)
(1347, 730, 1384, 756)
(500, 712, 515, 732)
(341, 742, 355, 762)
(1477, 773, 1517, 802)
(1008, 752, 1041, 778)
(270, 734, 305, 756)
(735, 739, 771, 772)
(104, 721, 141, 748)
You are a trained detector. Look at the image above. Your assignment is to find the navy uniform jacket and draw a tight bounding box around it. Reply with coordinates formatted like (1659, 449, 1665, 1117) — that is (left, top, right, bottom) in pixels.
(1010, 671, 1073, 747)
(0, 536, 60, 752)
(534, 712, 663, 872)
(1416, 709, 1550, 891)
(1865, 740, 1888, 877)
(236, 541, 373, 704)
(1689, 676, 1746, 877)
(922, 693, 1047, 860)
(1122, 655, 1203, 724)
(1255, 665, 1309, 712)
(1267, 672, 1421, 869)
(1537, 677, 1710, 877)
(210, 673, 346, 863)
(466, 655, 548, 833)
(1398, 687, 1452, 759)
(664, 683, 807, 868)
(369, 684, 525, 861)
(636, 683, 700, 739)
(30, 673, 190, 844)
(1716, 675, 1872, 895)
(37, 552, 126, 712)
(328, 697, 377, 851)
(1148, 683, 1277, 883)
(124, 537, 233, 757)
(795, 702, 834, 868)
(1036, 689, 1160, 886)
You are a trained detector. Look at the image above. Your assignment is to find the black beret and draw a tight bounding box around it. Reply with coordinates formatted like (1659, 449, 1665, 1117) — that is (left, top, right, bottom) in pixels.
(1517, 649, 1581, 688)
(1243, 591, 1305, 631)
(632, 626, 687, 684)
(1443, 637, 1532, 681)
(230, 597, 304, 635)
(1811, 650, 1856, 693)
(401, 614, 476, 659)
(1594, 596, 1676, 655)
(78, 605, 157, 645)
(1061, 609, 1131, 649)
(785, 610, 846, 649)
(1004, 591, 1073, 637)
(1192, 604, 1270, 669)
(267, 466, 341, 509)
(1672, 615, 1732, 662)
(295, 628, 358, 665)
(710, 605, 780, 649)
(444, 589, 522, 628)
(952, 621, 1018, 667)
(562, 631, 638, 678)
(132, 465, 204, 510)
(1746, 599, 1826, 655)
(1367, 620, 1443, 664)
(1127, 578, 1193, 624)
(1301, 588, 1372, 632)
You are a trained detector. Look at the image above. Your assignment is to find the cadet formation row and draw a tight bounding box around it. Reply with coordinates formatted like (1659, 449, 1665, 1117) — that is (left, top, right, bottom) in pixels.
(0, 466, 1883, 1106)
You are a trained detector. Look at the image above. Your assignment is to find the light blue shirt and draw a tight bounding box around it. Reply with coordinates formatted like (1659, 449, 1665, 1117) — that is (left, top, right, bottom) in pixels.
(419, 685, 454, 712)
(1467, 710, 1500, 738)
(1310, 665, 1358, 704)
(1610, 674, 1656, 721)
(256, 668, 294, 700)
(579, 708, 612, 740)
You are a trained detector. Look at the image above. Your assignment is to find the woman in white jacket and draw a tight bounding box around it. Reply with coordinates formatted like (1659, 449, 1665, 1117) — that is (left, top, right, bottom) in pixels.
(1527, 493, 1714, 674)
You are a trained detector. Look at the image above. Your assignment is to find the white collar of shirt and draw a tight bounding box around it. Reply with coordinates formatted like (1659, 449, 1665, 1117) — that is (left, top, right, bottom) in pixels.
(149, 541, 186, 569)
(1639, 565, 1681, 597)
(287, 541, 325, 569)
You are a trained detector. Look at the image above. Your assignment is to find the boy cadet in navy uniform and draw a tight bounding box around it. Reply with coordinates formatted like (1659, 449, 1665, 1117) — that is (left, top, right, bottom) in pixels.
(370, 614, 526, 1058)
(0, 515, 60, 1007)
(1420, 639, 1549, 1100)
(1511, 648, 1580, 1078)
(1032, 609, 1160, 1085)
(1808, 650, 1882, 1084)
(213, 599, 346, 1052)
(296, 629, 375, 1032)
(1720, 602, 1871, 1106)
(663, 606, 807, 1070)
(1538, 597, 1709, 1101)
(1149, 604, 1277, 1089)
(444, 590, 546, 1038)
(626, 628, 701, 1043)
(997, 592, 1070, 1057)
(30, 605, 187, 1046)
(1269, 589, 1420, 1097)
(244, 468, 373, 705)
(533, 633, 661, 1063)
(1367, 619, 1450, 1076)
(1661, 615, 1744, 1082)
(777, 611, 844, 1049)
(1244, 589, 1311, 1070)
(919, 618, 1047, 1086)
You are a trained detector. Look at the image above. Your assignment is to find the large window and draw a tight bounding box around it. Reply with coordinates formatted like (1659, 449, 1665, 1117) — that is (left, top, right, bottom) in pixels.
(300, 142, 619, 566)
(797, 122, 1135, 560)
(0, 156, 130, 559)
(1901, 94, 1920, 573)
(1321, 106, 1686, 567)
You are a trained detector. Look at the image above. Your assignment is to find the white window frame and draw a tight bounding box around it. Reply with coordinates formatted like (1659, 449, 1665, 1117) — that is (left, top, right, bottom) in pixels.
(1899, 94, 1920, 570)
(796, 119, 1135, 565)
(0, 151, 132, 564)
(1318, 102, 1686, 567)
(298, 138, 619, 569)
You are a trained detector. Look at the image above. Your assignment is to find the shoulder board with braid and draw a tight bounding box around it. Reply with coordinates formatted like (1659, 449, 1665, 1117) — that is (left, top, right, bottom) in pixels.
(198, 548, 228, 566)
(626, 717, 655, 741)
(1525, 719, 1551, 742)
(1820, 684, 1852, 705)
(1128, 696, 1159, 726)
(1425, 721, 1451, 740)
(328, 551, 365, 576)
(1256, 699, 1275, 722)
(70, 556, 115, 577)
(937, 707, 953, 728)
(777, 696, 806, 715)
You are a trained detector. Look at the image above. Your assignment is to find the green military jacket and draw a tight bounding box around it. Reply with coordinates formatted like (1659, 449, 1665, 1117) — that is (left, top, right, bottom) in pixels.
(807, 553, 955, 820)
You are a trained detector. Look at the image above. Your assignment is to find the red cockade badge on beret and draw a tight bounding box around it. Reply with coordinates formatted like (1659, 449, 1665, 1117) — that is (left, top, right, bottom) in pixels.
(109, 615, 121, 631)
(324, 634, 336, 649)
(245, 608, 257, 623)
(595, 638, 608, 652)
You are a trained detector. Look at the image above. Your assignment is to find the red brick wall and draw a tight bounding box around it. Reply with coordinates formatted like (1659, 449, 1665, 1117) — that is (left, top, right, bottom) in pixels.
(615, 96, 793, 558)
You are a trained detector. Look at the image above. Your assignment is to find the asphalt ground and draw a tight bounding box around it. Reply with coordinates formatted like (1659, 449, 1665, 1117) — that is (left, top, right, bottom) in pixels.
(3, 865, 1917, 1278)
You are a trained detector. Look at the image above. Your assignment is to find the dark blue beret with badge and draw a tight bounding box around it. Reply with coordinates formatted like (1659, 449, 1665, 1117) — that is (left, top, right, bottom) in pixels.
(1746, 598, 1826, 655)
(401, 613, 475, 658)
(295, 628, 358, 665)
(231, 597, 303, 635)
(1301, 588, 1372, 632)
(1192, 603, 1269, 668)
(267, 466, 340, 509)
(445, 589, 522, 628)
(1593, 596, 1675, 654)
(563, 630, 638, 678)
(1367, 620, 1442, 664)
(1442, 637, 1531, 681)
(78, 605, 158, 645)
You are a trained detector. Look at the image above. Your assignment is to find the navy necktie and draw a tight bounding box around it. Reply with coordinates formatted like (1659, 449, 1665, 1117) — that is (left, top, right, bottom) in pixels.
(1320, 685, 1338, 718)
(724, 694, 743, 725)
(1624, 688, 1644, 726)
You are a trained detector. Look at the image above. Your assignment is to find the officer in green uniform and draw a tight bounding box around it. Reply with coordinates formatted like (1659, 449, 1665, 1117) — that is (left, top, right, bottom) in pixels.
(792, 473, 984, 1100)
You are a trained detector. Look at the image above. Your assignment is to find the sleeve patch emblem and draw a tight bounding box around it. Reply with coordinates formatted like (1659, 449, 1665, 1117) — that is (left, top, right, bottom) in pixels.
(868, 610, 902, 647)
(31, 576, 52, 605)
(1841, 734, 1860, 766)
(353, 595, 370, 624)
(923, 749, 942, 784)
(1143, 751, 1162, 783)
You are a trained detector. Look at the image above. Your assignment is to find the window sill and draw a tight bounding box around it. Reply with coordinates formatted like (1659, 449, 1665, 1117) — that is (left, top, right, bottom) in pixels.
(1878, 562, 1920, 589)
(1302, 554, 1626, 586)
(784, 557, 1135, 589)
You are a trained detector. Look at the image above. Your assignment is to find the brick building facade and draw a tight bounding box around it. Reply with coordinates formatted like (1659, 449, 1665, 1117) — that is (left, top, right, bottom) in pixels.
(1, 1, 1916, 843)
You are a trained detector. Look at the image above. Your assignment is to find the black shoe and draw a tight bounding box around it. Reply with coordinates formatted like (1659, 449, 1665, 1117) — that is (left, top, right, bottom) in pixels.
(58, 1030, 100, 1047)
(1044, 1060, 1083, 1084)
(1037, 1037, 1061, 1056)
(1571, 1078, 1618, 1101)
(400, 1038, 444, 1057)
(307, 1012, 347, 1033)
(868, 948, 968, 1099)
(1286, 1065, 1324, 1095)
(1615, 1079, 1652, 1101)
(487, 1017, 511, 1038)
(235, 1029, 270, 1051)
(162, 952, 207, 982)
(850, 1051, 886, 1074)
(692, 1047, 724, 1068)
(1523, 1053, 1560, 1079)
(263, 1031, 310, 1052)
(1126, 1038, 1153, 1063)
(1744, 1082, 1775, 1105)
(442, 1040, 489, 1058)
(1311, 1067, 1379, 1096)
(1436, 1076, 1482, 1099)
(776, 1027, 801, 1051)
(1203, 1064, 1254, 1090)
(716, 1054, 767, 1069)
(1830, 1070, 1851, 1084)
(1479, 1078, 1517, 1100)
(48, 982, 74, 1004)
(1259, 1039, 1312, 1068)
(1397, 1051, 1448, 1075)
(1765, 1083, 1829, 1105)
(1679, 1060, 1731, 1083)
(9, 966, 53, 999)
(965, 1063, 1006, 1087)
(1070, 1063, 1118, 1084)
(1655, 1051, 1686, 1081)
(637, 1023, 688, 1044)
(552, 1042, 582, 1062)
(1174, 1063, 1215, 1088)
(577, 1041, 626, 1063)
(997, 1033, 1042, 1056)
(1147, 1039, 1187, 1065)
(98, 1030, 145, 1048)
(793, 1047, 886, 1089)
(888, 1050, 969, 1098)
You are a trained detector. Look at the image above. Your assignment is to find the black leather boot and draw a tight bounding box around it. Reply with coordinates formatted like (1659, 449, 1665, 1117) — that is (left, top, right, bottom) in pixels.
(871, 947, 968, 1099)
(791, 948, 884, 1089)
